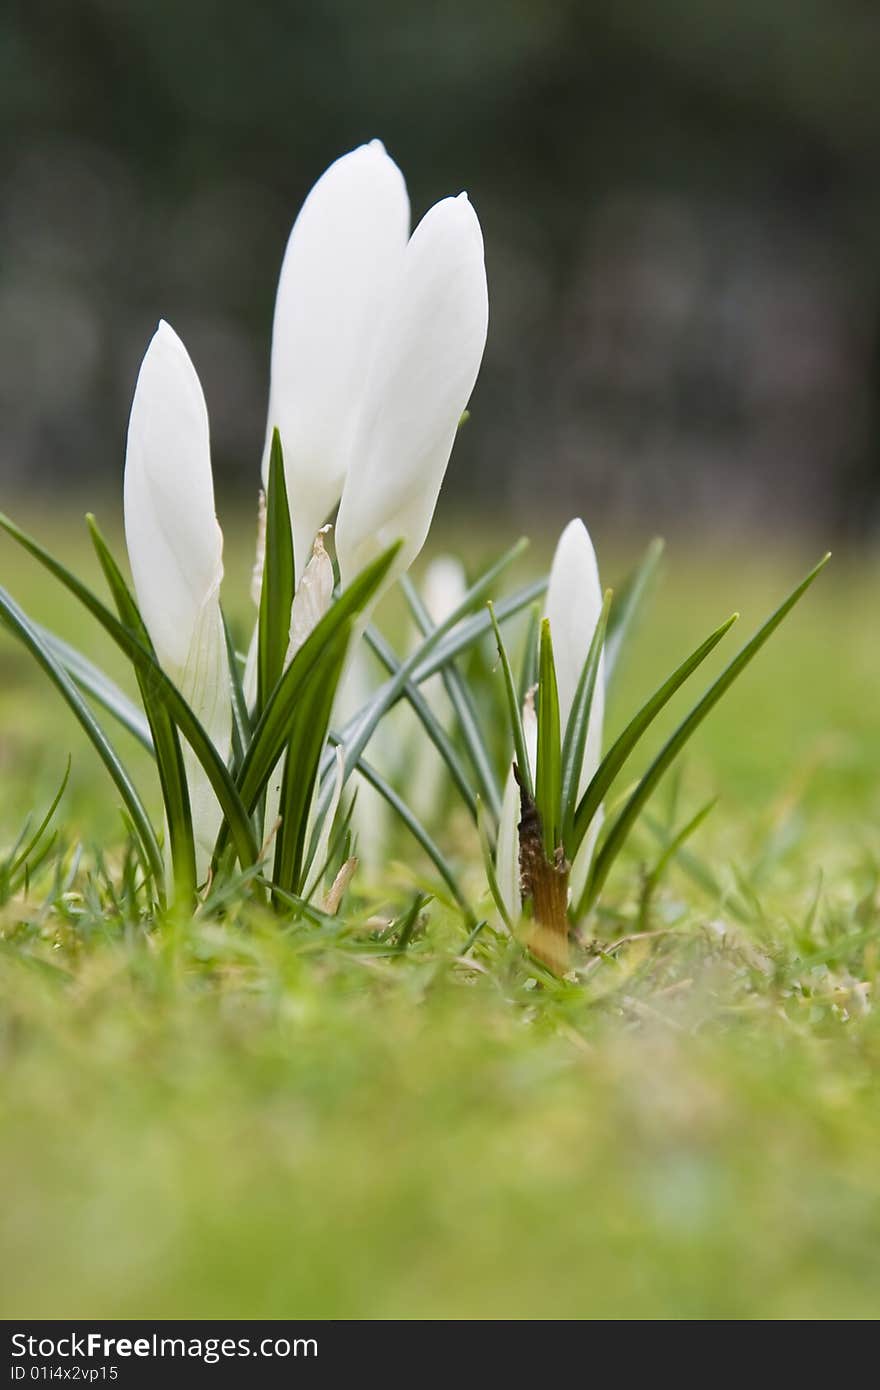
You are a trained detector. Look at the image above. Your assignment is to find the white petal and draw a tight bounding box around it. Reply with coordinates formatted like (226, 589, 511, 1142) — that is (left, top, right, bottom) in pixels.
(287, 530, 334, 660)
(264, 140, 410, 579)
(124, 321, 224, 676)
(335, 193, 489, 588)
(124, 320, 231, 879)
(496, 769, 521, 926)
(422, 554, 467, 626)
(544, 518, 605, 798)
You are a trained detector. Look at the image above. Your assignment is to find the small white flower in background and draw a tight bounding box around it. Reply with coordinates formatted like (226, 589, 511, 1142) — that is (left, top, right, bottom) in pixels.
(495, 518, 605, 923)
(264, 140, 410, 583)
(123, 320, 231, 881)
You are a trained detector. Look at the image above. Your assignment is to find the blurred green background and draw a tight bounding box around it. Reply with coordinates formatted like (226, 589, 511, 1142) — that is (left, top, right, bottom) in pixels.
(3, 1, 880, 537)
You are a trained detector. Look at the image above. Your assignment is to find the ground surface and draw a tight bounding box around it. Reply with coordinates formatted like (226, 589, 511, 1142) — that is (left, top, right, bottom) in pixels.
(1, 507, 879, 1319)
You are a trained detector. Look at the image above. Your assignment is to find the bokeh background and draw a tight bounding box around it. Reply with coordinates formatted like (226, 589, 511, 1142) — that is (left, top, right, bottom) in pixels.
(3, 0, 880, 539)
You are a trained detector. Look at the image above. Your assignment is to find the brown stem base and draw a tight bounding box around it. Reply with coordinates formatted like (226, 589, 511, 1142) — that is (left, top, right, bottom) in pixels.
(515, 766, 570, 976)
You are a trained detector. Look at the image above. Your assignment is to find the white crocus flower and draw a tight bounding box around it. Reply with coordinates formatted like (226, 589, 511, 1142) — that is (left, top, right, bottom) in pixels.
(124, 320, 231, 882)
(263, 139, 410, 583)
(495, 519, 604, 923)
(334, 192, 489, 597)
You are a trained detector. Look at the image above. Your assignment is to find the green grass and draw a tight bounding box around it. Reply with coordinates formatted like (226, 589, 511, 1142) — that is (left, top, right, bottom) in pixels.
(2, 505, 880, 1319)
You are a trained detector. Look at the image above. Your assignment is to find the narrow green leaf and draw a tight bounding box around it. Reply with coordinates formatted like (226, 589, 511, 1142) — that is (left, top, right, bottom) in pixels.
(410, 573, 545, 686)
(329, 733, 475, 924)
(331, 539, 531, 795)
(0, 584, 165, 892)
(38, 627, 153, 750)
(222, 609, 252, 771)
(273, 623, 349, 896)
(232, 542, 401, 821)
(581, 553, 831, 914)
(535, 618, 562, 857)
(570, 611, 739, 858)
(517, 602, 541, 706)
(605, 537, 664, 685)
(476, 794, 512, 931)
(488, 601, 533, 801)
(257, 429, 295, 717)
(364, 625, 479, 822)
(401, 573, 502, 821)
(559, 589, 612, 851)
(0, 512, 258, 873)
(87, 516, 197, 900)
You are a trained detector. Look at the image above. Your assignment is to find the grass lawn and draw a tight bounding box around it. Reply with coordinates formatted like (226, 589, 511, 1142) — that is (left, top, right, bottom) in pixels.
(1, 503, 879, 1319)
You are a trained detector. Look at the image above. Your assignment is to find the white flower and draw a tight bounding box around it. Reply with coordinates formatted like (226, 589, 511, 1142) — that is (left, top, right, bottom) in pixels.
(263, 140, 410, 582)
(335, 192, 488, 594)
(123, 320, 231, 880)
(495, 519, 604, 922)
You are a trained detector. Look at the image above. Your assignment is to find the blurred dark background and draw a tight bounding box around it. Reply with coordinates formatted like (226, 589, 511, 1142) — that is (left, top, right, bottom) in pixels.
(2, 0, 880, 538)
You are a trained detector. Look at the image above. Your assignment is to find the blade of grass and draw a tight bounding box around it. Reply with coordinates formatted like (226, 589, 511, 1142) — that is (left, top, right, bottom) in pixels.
(8, 758, 71, 876)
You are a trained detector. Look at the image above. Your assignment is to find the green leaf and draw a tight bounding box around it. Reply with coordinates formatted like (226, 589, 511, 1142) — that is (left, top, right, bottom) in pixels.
(38, 626, 153, 750)
(231, 543, 401, 823)
(476, 794, 512, 931)
(535, 618, 562, 857)
(517, 602, 540, 707)
(570, 611, 739, 859)
(401, 573, 501, 821)
(222, 610, 252, 772)
(580, 553, 831, 915)
(559, 589, 612, 852)
(87, 516, 197, 901)
(257, 429, 295, 718)
(605, 537, 664, 686)
(330, 735, 475, 924)
(364, 625, 479, 822)
(410, 573, 546, 685)
(332, 539, 531, 794)
(488, 600, 533, 801)
(273, 621, 350, 896)
(0, 584, 165, 893)
(0, 511, 258, 874)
